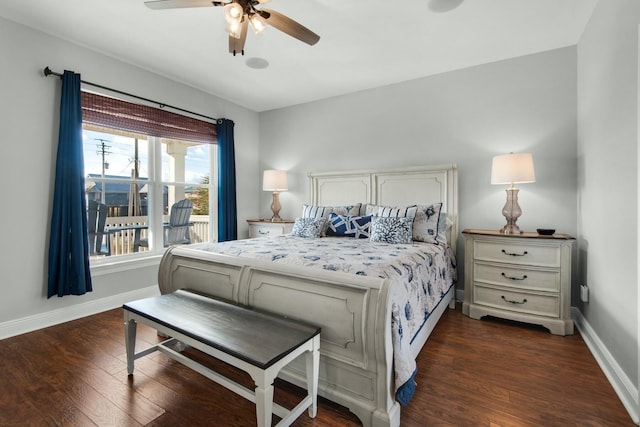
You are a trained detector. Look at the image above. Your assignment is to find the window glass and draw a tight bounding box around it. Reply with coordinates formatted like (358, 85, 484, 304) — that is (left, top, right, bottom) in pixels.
(83, 128, 213, 260)
(83, 129, 149, 179)
(161, 140, 210, 184)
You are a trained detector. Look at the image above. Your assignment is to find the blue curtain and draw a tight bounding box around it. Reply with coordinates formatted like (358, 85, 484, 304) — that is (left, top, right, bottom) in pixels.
(47, 71, 92, 298)
(217, 118, 237, 242)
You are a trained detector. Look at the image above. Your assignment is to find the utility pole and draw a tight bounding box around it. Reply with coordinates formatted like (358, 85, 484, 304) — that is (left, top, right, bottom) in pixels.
(128, 138, 141, 216)
(95, 139, 111, 205)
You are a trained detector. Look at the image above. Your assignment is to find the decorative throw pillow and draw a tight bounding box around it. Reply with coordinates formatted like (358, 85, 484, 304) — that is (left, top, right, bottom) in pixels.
(377, 205, 418, 219)
(412, 203, 443, 244)
(370, 216, 413, 244)
(331, 203, 362, 217)
(291, 217, 326, 238)
(326, 213, 372, 239)
(362, 204, 380, 216)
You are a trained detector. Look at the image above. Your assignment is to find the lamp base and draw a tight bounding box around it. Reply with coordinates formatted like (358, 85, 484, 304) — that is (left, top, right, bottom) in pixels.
(499, 187, 523, 235)
(270, 191, 282, 222)
(499, 224, 522, 235)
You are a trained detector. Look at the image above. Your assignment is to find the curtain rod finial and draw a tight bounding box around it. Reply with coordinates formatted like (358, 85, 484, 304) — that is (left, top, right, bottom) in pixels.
(43, 66, 52, 76)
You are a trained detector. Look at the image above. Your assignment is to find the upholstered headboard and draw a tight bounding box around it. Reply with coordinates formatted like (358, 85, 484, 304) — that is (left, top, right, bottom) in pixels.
(308, 164, 459, 251)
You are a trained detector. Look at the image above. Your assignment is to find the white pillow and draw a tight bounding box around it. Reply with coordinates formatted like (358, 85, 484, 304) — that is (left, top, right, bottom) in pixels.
(413, 203, 442, 244)
(437, 214, 453, 244)
(362, 204, 380, 216)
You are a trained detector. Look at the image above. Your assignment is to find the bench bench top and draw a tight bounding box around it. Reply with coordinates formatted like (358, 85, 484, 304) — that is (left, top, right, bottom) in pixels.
(123, 289, 320, 369)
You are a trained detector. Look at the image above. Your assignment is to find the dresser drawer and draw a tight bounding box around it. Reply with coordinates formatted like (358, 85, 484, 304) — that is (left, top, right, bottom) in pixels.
(473, 285, 559, 317)
(474, 241, 561, 267)
(474, 263, 560, 292)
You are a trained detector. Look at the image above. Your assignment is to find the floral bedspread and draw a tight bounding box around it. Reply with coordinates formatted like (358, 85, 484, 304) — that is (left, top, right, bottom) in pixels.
(191, 235, 456, 404)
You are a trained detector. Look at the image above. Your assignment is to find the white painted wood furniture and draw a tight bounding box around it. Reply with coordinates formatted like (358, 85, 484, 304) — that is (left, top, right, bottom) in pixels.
(157, 164, 459, 427)
(247, 219, 294, 238)
(462, 229, 575, 335)
(123, 289, 321, 427)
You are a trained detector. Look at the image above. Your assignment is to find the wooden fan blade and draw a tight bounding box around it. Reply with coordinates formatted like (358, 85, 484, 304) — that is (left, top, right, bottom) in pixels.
(229, 19, 249, 55)
(260, 8, 320, 46)
(145, 0, 222, 10)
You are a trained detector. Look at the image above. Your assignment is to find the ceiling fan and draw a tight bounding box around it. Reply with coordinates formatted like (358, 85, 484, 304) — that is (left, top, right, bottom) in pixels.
(144, 0, 320, 56)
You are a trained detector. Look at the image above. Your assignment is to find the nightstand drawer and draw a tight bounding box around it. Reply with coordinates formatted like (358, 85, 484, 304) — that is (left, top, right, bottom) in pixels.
(251, 224, 282, 237)
(473, 285, 559, 317)
(474, 241, 561, 267)
(474, 263, 560, 292)
(247, 220, 294, 239)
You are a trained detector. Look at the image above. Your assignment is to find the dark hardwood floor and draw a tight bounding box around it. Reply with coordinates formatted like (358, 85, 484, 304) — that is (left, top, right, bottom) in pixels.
(0, 303, 634, 426)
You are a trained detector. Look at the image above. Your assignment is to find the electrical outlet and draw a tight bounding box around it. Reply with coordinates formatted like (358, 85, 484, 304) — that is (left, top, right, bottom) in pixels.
(580, 285, 589, 303)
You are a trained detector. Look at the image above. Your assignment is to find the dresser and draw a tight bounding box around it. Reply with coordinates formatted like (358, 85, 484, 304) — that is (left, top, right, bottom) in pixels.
(247, 219, 294, 239)
(462, 229, 575, 335)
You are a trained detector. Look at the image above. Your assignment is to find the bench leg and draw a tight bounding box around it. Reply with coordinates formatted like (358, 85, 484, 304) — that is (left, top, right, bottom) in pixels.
(253, 371, 275, 427)
(306, 336, 320, 418)
(124, 317, 137, 375)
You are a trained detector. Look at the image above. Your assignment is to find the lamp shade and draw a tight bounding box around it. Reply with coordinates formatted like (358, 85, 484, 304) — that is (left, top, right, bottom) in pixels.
(263, 170, 288, 191)
(491, 153, 536, 185)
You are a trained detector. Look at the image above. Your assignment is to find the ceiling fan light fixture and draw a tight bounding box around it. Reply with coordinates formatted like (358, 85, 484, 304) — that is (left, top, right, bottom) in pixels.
(144, 0, 320, 54)
(248, 13, 267, 34)
(227, 20, 243, 39)
(223, 2, 244, 24)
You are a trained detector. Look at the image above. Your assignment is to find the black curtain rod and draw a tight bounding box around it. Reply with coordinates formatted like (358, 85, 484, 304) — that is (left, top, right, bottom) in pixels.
(43, 66, 219, 123)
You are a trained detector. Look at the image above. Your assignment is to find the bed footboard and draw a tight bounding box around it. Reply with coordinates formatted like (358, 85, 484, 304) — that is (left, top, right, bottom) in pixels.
(158, 246, 401, 427)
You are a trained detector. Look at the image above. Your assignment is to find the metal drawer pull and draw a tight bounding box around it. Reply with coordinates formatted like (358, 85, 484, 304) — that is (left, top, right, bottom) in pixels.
(501, 272, 527, 281)
(501, 295, 527, 305)
(259, 230, 270, 235)
(501, 249, 528, 257)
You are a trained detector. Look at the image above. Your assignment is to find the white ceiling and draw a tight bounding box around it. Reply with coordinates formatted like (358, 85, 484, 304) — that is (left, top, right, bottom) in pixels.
(0, 0, 597, 112)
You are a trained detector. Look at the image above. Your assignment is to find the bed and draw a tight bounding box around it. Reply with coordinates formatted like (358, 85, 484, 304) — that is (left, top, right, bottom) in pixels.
(157, 164, 459, 427)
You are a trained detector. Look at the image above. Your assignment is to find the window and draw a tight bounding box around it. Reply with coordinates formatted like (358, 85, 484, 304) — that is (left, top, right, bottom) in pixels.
(82, 95, 217, 261)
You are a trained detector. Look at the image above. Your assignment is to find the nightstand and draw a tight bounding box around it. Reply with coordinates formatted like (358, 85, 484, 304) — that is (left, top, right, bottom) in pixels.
(462, 229, 575, 335)
(247, 219, 294, 239)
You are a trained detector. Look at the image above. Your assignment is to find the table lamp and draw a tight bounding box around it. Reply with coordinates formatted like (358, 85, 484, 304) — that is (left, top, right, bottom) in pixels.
(263, 170, 288, 222)
(491, 152, 536, 234)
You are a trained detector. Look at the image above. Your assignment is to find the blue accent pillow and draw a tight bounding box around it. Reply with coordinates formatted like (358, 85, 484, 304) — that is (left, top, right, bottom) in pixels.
(370, 216, 413, 244)
(326, 213, 372, 239)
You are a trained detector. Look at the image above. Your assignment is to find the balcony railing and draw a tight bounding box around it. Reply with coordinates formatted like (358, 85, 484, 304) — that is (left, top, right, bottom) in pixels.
(98, 215, 210, 257)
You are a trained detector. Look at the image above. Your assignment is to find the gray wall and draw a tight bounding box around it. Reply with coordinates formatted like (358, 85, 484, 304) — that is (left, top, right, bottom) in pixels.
(577, 0, 640, 388)
(259, 47, 578, 289)
(0, 17, 260, 326)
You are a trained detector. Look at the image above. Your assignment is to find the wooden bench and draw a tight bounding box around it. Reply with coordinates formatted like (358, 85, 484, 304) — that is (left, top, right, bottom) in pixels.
(123, 289, 321, 427)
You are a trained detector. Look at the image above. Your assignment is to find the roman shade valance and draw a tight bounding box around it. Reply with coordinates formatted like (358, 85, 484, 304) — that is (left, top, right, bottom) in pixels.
(81, 91, 217, 144)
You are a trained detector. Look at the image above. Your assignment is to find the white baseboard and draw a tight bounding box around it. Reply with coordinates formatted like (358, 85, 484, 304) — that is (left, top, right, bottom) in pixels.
(0, 286, 160, 340)
(572, 307, 640, 425)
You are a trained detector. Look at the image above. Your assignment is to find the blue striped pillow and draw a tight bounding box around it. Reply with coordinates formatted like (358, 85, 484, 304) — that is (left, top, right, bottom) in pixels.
(302, 204, 333, 219)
